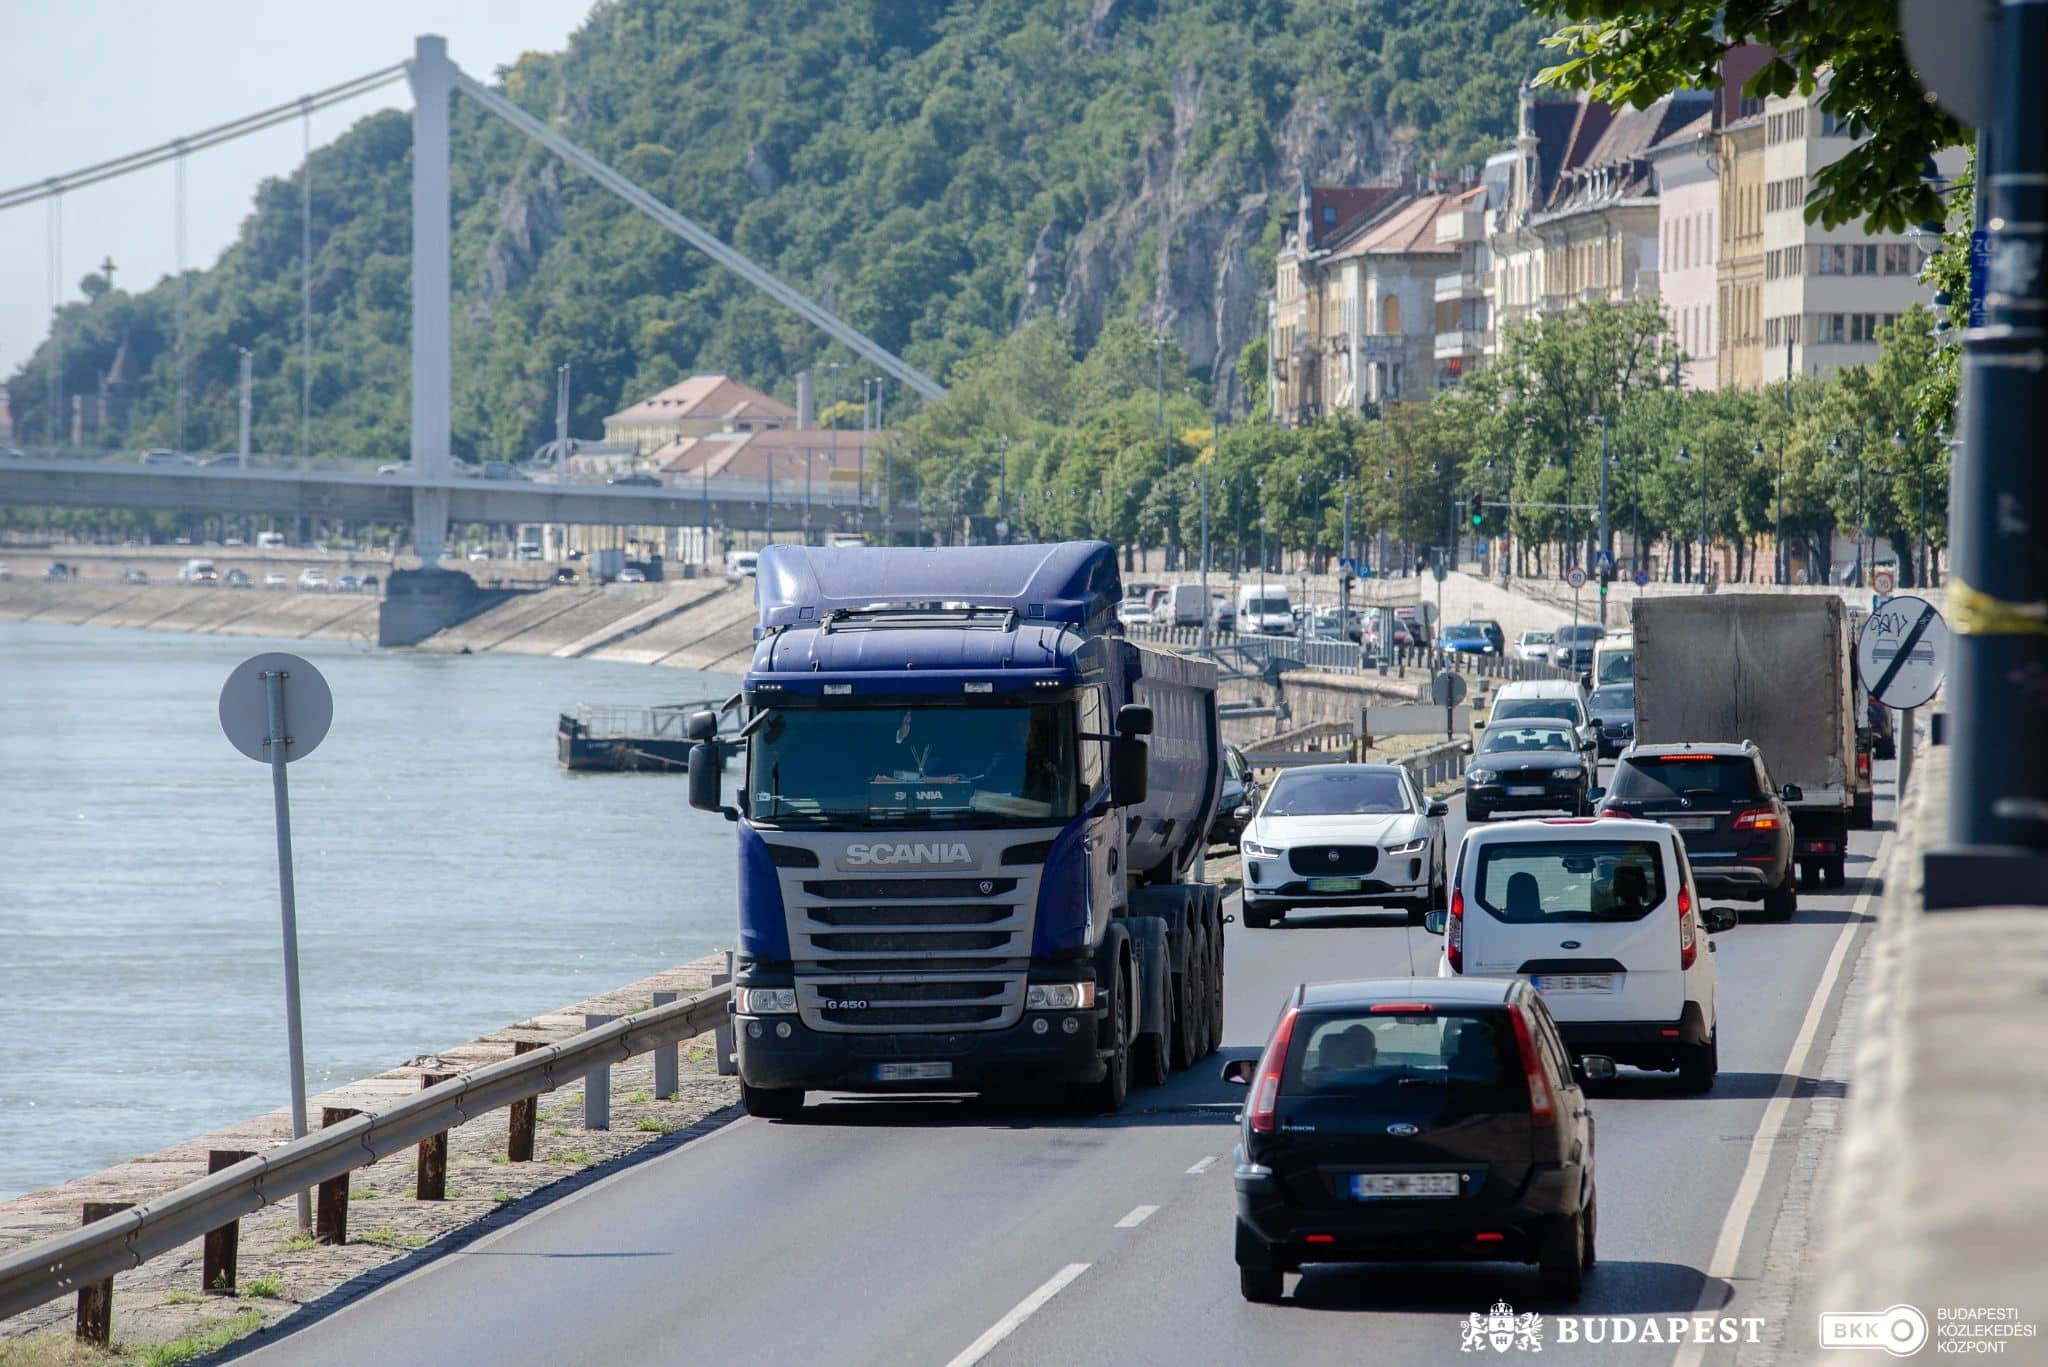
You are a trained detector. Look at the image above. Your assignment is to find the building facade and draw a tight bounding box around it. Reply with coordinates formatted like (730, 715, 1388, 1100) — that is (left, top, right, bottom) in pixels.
(601, 374, 797, 456)
(1649, 115, 1720, 389)
(1716, 113, 1768, 390)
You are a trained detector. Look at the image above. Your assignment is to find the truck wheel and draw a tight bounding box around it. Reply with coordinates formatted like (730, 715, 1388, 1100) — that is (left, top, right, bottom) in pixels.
(741, 1082, 805, 1120)
(1239, 1268, 1284, 1304)
(1135, 1013, 1171, 1090)
(1169, 971, 1198, 1071)
(1763, 876, 1798, 921)
(1071, 964, 1130, 1114)
(1826, 857, 1847, 888)
(1206, 901, 1226, 1058)
(1187, 927, 1213, 1062)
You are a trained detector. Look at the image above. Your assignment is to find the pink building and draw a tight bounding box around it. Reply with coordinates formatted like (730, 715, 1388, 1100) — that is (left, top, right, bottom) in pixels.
(1648, 114, 1720, 390)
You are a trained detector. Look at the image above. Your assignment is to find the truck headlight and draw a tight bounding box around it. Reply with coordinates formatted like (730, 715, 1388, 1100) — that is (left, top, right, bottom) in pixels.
(1386, 837, 1427, 854)
(736, 987, 797, 1014)
(1026, 982, 1097, 1010)
(1242, 840, 1281, 858)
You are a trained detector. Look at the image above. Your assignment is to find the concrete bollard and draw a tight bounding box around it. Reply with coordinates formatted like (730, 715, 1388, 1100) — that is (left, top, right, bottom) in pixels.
(201, 1151, 254, 1292)
(507, 1040, 541, 1162)
(715, 951, 737, 1077)
(652, 991, 680, 1100)
(75, 1202, 133, 1345)
(583, 1014, 618, 1130)
(315, 1108, 361, 1244)
(415, 1073, 453, 1200)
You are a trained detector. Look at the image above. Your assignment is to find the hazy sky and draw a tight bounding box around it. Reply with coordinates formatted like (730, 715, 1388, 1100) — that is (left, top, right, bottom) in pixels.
(0, 0, 595, 375)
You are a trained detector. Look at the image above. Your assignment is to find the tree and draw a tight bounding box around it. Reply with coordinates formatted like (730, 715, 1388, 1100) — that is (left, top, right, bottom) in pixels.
(1526, 0, 1963, 233)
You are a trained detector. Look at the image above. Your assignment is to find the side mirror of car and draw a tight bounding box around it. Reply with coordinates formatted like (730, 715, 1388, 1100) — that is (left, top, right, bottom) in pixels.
(1422, 909, 1447, 935)
(1577, 1054, 1618, 1082)
(1220, 1057, 1257, 1086)
(1703, 906, 1739, 934)
(1781, 783, 1803, 802)
(1588, 716, 1605, 731)
(1426, 799, 1449, 818)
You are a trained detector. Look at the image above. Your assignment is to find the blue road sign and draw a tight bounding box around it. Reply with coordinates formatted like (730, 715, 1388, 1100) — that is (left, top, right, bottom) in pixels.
(1969, 229, 1989, 328)
(1633, 570, 1650, 588)
(1594, 549, 1615, 573)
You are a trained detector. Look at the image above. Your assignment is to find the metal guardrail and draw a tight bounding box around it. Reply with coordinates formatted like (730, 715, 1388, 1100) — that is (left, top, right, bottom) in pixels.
(1128, 624, 1570, 683)
(0, 984, 732, 1322)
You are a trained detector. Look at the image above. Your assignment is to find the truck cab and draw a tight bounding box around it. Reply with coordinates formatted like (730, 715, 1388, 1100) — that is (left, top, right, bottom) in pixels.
(689, 542, 1227, 1119)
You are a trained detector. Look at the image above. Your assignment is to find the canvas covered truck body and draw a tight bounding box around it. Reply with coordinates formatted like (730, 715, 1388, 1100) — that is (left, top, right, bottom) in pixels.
(1631, 594, 1861, 882)
(693, 541, 1227, 1115)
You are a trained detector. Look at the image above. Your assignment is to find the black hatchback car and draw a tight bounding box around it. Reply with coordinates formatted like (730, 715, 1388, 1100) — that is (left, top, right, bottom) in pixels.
(1225, 978, 1608, 1304)
(1584, 683, 1635, 759)
(1598, 741, 1800, 918)
(1465, 723, 1593, 821)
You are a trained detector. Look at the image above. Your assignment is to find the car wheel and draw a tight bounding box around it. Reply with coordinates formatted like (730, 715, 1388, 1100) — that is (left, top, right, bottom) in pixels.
(1678, 1033, 1718, 1094)
(740, 1082, 805, 1120)
(1242, 902, 1272, 930)
(1582, 1191, 1597, 1270)
(1763, 875, 1798, 921)
(1239, 1267, 1284, 1304)
(1538, 1212, 1586, 1301)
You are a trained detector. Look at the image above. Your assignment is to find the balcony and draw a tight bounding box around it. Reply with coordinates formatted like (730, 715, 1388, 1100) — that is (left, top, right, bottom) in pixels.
(1434, 208, 1485, 245)
(1435, 330, 1494, 360)
(1435, 272, 1484, 303)
(1356, 333, 1406, 357)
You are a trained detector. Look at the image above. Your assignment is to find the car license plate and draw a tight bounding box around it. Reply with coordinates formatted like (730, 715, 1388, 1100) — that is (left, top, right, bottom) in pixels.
(874, 1061, 952, 1082)
(1506, 785, 1545, 797)
(1349, 1172, 1459, 1199)
(1532, 973, 1617, 994)
(1668, 816, 1714, 830)
(1307, 876, 1362, 892)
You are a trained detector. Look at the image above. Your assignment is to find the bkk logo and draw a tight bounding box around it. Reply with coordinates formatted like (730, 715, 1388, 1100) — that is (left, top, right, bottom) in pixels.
(841, 842, 973, 866)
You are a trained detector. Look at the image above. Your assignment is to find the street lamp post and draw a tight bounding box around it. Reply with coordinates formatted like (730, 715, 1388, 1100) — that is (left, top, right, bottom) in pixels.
(1678, 445, 1706, 585)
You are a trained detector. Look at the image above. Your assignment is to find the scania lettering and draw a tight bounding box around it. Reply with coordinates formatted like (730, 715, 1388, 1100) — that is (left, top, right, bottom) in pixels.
(687, 541, 1229, 1118)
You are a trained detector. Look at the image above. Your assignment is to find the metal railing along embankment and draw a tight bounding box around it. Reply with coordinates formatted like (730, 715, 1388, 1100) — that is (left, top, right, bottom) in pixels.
(0, 984, 732, 1324)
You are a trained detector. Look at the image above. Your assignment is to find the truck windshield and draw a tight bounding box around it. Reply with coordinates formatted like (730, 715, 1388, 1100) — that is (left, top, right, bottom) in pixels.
(747, 703, 1078, 826)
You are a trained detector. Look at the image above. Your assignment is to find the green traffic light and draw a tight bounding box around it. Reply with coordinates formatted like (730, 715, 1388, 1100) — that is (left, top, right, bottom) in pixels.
(1470, 515, 1483, 528)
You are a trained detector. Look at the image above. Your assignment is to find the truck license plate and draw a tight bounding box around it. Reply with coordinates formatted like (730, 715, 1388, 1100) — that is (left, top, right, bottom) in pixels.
(874, 1062, 952, 1082)
(1532, 973, 1616, 994)
(1350, 1172, 1459, 1199)
(1307, 876, 1362, 892)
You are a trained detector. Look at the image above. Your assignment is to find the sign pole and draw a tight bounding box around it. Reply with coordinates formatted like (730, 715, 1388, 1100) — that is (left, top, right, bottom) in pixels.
(263, 669, 313, 1233)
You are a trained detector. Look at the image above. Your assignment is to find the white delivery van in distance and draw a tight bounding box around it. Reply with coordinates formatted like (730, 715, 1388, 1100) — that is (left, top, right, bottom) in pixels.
(1237, 584, 1293, 635)
(1167, 582, 1210, 627)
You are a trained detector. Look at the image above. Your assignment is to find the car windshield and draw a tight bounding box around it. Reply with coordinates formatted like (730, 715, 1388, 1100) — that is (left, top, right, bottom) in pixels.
(1610, 755, 1761, 802)
(1490, 697, 1581, 727)
(1261, 768, 1412, 817)
(1481, 727, 1576, 754)
(1282, 1009, 1524, 1110)
(1443, 625, 1484, 641)
(1244, 596, 1289, 615)
(747, 703, 1078, 826)
(1474, 839, 1668, 923)
(1588, 685, 1633, 711)
(1521, 632, 1552, 645)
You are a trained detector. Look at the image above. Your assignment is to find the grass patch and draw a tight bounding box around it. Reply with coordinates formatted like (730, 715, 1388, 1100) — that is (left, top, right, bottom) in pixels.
(355, 1227, 427, 1251)
(278, 1232, 316, 1252)
(163, 1291, 202, 1306)
(491, 1191, 514, 1202)
(547, 1125, 568, 1137)
(621, 1091, 651, 1104)
(347, 1187, 374, 1200)
(634, 1117, 674, 1134)
(237, 1276, 285, 1301)
(126, 1307, 265, 1366)
(549, 1151, 594, 1165)
(0, 1336, 117, 1365)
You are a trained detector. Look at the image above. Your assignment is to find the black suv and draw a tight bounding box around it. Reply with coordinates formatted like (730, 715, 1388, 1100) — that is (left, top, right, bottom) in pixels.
(1225, 977, 1606, 1304)
(1598, 741, 1799, 919)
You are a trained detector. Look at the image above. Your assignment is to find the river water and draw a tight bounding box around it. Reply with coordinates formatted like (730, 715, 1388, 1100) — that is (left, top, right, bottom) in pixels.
(0, 622, 739, 1201)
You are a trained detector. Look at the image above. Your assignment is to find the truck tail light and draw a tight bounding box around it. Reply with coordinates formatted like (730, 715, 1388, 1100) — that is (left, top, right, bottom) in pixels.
(1447, 888, 1465, 973)
(1678, 883, 1697, 970)
(1732, 807, 1778, 831)
(1249, 1007, 1299, 1134)
(1508, 1004, 1556, 1128)
(1857, 750, 1872, 780)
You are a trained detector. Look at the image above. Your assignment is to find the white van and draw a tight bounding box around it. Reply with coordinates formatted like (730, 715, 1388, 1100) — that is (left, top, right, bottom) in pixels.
(1167, 583, 1209, 628)
(1237, 584, 1293, 636)
(1592, 631, 1633, 687)
(1429, 816, 1728, 1091)
(177, 558, 218, 585)
(255, 531, 286, 550)
(725, 549, 760, 581)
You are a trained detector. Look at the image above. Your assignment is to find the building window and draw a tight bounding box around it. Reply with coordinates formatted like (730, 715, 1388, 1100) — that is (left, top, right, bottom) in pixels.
(1883, 243, 1920, 275)
(1322, 204, 1337, 227)
(1814, 244, 1846, 275)
(1851, 244, 1879, 275)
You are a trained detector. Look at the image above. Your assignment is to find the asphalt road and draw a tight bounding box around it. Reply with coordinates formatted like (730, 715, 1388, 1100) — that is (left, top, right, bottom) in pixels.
(233, 765, 1891, 1367)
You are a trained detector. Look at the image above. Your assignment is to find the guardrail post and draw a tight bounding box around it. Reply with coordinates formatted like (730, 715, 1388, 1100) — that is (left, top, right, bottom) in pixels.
(414, 1074, 453, 1200)
(508, 1040, 541, 1162)
(583, 1014, 617, 1130)
(74, 1202, 132, 1344)
(715, 951, 737, 1076)
(315, 1107, 360, 1244)
(652, 992, 680, 1099)
(201, 1151, 253, 1292)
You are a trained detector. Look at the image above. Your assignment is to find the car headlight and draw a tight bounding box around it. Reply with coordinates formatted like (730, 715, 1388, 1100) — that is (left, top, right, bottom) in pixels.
(1468, 768, 1496, 784)
(1025, 982, 1098, 1011)
(1242, 840, 1281, 858)
(736, 986, 797, 1014)
(1386, 837, 1427, 854)
(1551, 765, 1583, 778)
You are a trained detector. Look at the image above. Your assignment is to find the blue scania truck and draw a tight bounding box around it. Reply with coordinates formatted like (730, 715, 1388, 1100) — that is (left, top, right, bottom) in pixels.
(686, 540, 1228, 1117)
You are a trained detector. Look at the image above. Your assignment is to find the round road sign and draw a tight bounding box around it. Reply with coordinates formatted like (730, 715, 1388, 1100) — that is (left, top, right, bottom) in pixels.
(219, 652, 333, 764)
(1430, 671, 1468, 708)
(1870, 566, 1897, 597)
(1855, 595, 1950, 710)
(1633, 570, 1650, 588)
(1566, 567, 1587, 590)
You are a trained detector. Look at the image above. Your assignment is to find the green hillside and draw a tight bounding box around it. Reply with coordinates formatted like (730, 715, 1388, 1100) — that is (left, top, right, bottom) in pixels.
(7, 0, 1544, 464)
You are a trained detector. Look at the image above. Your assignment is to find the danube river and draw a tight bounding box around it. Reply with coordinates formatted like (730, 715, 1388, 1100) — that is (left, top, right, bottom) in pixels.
(0, 621, 740, 1200)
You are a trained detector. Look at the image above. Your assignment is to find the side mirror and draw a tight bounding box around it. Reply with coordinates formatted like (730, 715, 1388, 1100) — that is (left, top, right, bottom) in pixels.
(1588, 716, 1605, 731)
(1220, 1057, 1257, 1086)
(1422, 909, 1447, 935)
(685, 709, 720, 742)
(1426, 799, 1449, 818)
(1111, 735, 1150, 807)
(1115, 703, 1155, 737)
(1578, 1054, 1618, 1082)
(1704, 906, 1739, 934)
(1781, 783, 1803, 802)
(688, 740, 727, 813)
(1587, 786, 1606, 803)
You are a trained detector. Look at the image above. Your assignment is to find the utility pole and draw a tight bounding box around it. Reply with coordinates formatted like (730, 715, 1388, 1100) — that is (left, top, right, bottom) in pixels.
(1199, 466, 1211, 650)
(1595, 412, 1611, 625)
(1150, 331, 1171, 570)
(236, 347, 254, 463)
(997, 437, 1009, 544)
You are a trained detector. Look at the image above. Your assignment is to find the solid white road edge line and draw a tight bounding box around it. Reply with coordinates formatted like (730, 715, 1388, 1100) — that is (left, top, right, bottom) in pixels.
(1668, 870, 1879, 1367)
(1186, 1156, 1217, 1175)
(945, 1262, 1092, 1367)
(1115, 1205, 1159, 1228)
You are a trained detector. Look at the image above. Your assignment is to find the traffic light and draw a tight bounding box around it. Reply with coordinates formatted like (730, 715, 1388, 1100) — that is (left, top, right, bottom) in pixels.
(1468, 491, 1484, 527)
